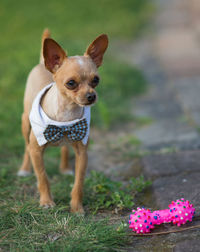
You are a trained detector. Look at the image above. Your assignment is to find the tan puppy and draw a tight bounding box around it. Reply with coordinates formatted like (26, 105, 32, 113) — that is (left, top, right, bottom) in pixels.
(18, 29, 108, 213)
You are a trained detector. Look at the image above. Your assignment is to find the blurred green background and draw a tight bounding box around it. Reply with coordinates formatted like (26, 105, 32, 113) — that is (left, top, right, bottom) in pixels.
(0, 0, 153, 156)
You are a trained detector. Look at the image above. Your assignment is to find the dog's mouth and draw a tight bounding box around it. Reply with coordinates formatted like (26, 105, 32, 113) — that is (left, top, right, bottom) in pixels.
(76, 96, 97, 107)
(77, 100, 96, 107)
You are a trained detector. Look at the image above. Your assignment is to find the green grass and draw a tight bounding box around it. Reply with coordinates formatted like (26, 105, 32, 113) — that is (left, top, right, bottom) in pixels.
(0, 0, 153, 42)
(0, 209, 129, 251)
(0, 167, 150, 251)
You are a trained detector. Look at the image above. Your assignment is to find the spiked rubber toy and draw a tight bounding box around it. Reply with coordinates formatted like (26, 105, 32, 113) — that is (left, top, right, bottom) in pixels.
(129, 198, 195, 234)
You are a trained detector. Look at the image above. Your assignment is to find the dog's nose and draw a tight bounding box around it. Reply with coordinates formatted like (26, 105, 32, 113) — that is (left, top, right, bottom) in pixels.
(86, 92, 96, 103)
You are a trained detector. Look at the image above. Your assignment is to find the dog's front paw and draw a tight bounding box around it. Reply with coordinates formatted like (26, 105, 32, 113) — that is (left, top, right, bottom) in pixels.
(70, 201, 85, 215)
(40, 199, 55, 208)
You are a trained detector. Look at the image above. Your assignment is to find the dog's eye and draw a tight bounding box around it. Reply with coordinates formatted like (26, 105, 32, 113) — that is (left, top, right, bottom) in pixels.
(90, 76, 100, 88)
(66, 80, 78, 90)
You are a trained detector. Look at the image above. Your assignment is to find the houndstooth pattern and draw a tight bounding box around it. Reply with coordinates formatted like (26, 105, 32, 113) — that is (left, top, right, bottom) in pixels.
(43, 118, 88, 143)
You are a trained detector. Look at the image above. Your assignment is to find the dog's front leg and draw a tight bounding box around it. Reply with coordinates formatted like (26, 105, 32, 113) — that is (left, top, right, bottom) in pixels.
(70, 141, 88, 213)
(29, 131, 55, 208)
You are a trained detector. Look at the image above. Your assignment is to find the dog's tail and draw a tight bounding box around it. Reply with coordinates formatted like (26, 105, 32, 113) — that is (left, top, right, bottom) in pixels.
(40, 28, 51, 64)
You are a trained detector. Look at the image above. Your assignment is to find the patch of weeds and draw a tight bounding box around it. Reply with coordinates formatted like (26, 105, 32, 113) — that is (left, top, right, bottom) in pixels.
(128, 176, 152, 193)
(125, 136, 141, 146)
(84, 171, 151, 213)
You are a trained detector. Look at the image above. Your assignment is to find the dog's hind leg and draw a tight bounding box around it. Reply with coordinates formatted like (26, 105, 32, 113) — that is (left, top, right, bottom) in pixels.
(18, 113, 32, 176)
(59, 146, 73, 175)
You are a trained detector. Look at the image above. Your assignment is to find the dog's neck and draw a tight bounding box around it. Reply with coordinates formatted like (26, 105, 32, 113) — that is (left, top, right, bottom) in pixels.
(41, 84, 83, 122)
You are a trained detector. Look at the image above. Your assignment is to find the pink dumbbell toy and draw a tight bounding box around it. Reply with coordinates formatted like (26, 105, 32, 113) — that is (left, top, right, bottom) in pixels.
(129, 198, 195, 234)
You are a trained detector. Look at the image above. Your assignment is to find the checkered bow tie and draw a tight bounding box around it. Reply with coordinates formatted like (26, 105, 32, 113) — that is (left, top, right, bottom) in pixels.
(43, 118, 88, 143)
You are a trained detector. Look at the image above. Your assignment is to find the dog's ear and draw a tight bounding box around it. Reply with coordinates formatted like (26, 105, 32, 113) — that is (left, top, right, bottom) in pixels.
(43, 38, 66, 73)
(84, 34, 108, 67)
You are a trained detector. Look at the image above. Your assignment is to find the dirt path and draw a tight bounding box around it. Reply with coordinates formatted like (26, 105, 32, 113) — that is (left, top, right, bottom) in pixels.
(89, 0, 200, 251)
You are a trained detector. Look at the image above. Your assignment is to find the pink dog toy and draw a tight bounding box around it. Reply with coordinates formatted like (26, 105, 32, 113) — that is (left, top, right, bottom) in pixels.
(129, 198, 195, 234)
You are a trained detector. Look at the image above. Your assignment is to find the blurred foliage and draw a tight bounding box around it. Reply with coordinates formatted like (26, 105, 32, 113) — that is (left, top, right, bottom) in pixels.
(0, 0, 154, 43)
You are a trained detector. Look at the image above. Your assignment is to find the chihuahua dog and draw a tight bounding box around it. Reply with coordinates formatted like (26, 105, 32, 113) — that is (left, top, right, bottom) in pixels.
(18, 29, 108, 213)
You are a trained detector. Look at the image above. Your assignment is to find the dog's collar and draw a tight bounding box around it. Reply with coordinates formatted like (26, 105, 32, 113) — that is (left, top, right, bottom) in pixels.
(29, 82, 91, 146)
